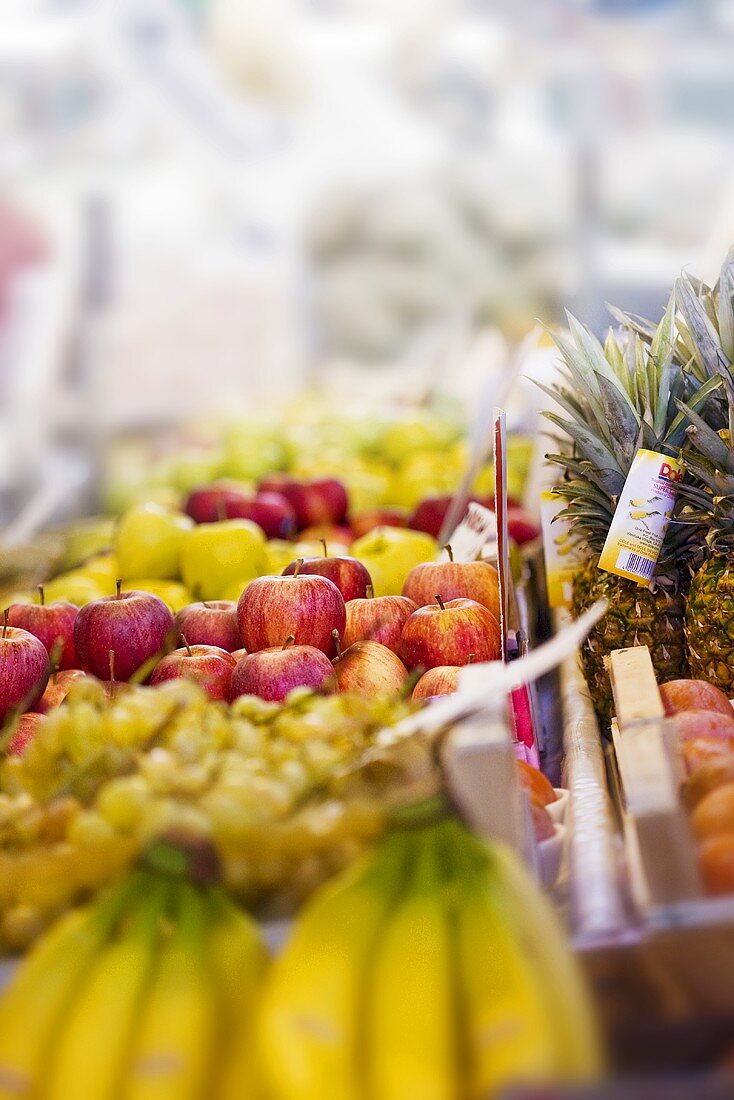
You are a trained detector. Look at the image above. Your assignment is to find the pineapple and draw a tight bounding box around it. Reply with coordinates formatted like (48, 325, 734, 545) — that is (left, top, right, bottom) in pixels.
(672, 254, 734, 693)
(542, 304, 716, 728)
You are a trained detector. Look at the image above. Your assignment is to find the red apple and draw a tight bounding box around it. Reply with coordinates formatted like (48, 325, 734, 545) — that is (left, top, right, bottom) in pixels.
(175, 600, 241, 652)
(402, 551, 499, 619)
(229, 640, 334, 702)
(507, 507, 540, 546)
(258, 475, 348, 529)
(282, 550, 372, 602)
(6, 712, 45, 756)
(411, 665, 461, 701)
(0, 623, 49, 722)
(36, 669, 89, 713)
(186, 482, 297, 538)
(7, 589, 79, 670)
(331, 638, 408, 697)
(350, 509, 407, 540)
(73, 585, 174, 682)
(342, 593, 417, 652)
(409, 496, 466, 539)
(398, 596, 501, 670)
(674, 710, 734, 774)
(238, 567, 346, 656)
(299, 524, 353, 547)
(660, 679, 733, 718)
(150, 643, 236, 700)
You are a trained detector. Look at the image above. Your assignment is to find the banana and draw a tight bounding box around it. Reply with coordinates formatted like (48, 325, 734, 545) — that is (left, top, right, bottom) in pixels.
(489, 841, 603, 1078)
(209, 890, 269, 1100)
(452, 873, 557, 1096)
(44, 876, 169, 1100)
(365, 831, 456, 1100)
(257, 832, 411, 1100)
(122, 882, 217, 1100)
(0, 871, 142, 1100)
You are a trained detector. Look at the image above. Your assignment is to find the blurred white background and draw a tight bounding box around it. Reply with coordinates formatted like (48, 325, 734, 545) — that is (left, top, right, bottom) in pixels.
(1, 0, 733, 521)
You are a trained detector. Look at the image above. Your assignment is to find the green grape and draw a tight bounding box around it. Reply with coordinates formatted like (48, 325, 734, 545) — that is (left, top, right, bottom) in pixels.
(96, 776, 153, 831)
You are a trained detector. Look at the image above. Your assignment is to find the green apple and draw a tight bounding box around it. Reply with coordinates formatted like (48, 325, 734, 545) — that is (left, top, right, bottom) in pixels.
(180, 519, 267, 601)
(115, 503, 194, 581)
(351, 526, 438, 596)
(124, 578, 194, 612)
(42, 572, 106, 605)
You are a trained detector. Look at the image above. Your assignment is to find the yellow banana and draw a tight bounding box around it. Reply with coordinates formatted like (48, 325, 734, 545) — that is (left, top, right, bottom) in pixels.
(209, 890, 269, 1100)
(122, 883, 217, 1100)
(44, 876, 169, 1100)
(365, 833, 456, 1100)
(452, 877, 556, 1097)
(0, 873, 140, 1100)
(490, 842, 603, 1078)
(257, 832, 410, 1100)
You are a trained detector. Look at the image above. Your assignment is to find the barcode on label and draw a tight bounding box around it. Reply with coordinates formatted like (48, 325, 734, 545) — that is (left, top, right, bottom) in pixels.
(616, 550, 655, 579)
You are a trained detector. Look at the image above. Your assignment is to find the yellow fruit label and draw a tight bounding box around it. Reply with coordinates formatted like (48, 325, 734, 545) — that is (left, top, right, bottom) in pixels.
(540, 491, 583, 608)
(598, 449, 683, 586)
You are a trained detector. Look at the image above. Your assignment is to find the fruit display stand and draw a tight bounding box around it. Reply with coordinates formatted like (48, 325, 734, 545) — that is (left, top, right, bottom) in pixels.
(561, 637, 734, 1072)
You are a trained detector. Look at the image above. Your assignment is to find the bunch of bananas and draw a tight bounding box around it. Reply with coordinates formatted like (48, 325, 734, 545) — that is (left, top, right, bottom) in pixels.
(0, 842, 268, 1100)
(259, 816, 602, 1100)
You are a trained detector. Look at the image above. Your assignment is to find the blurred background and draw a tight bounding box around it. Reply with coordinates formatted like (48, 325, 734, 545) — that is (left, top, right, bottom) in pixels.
(1, 0, 734, 531)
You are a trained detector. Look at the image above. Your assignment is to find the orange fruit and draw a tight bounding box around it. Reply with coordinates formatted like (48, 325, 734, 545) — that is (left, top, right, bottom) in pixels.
(691, 782, 734, 840)
(516, 760, 556, 808)
(660, 679, 733, 718)
(683, 757, 734, 810)
(699, 834, 734, 896)
(680, 732, 734, 776)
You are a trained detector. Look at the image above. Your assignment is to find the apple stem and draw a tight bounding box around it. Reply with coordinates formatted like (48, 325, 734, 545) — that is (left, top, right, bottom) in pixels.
(116, 579, 122, 599)
(182, 635, 193, 658)
(2, 609, 8, 639)
(332, 629, 342, 658)
(202, 601, 211, 609)
(320, 538, 328, 558)
(293, 558, 304, 578)
(109, 649, 116, 682)
(217, 499, 227, 523)
(443, 544, 454, 563)
(282, 635, 296, 650)
(366, 584, 374, 599)
(37, 584, 45, 606)
(435, 594, 446, 611)
(468, 653, 475, 665)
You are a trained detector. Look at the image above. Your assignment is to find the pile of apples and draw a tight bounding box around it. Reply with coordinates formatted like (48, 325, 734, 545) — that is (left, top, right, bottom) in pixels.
(0, 530, 506, 755)
(661, 678, 734, 896)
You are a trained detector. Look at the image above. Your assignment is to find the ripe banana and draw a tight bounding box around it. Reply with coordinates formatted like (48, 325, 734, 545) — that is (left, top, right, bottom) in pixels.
(0, 873, 141, 1100)
(365, 832, 456, 1100)
(209, 890, 269, 1100)
(122, 882, 217, 1100)
(258, 832, 411, 1100)
(489, 841, 603, 1078)
(44, 876, 169, 1100)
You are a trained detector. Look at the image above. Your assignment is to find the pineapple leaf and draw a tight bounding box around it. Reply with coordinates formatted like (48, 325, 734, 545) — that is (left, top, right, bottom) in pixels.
(676, 275, 729, 377)
(595, 374, 641, 463)
(566, 312, 628, 395)
(675, 398, 734, 471)
(552, 332, 609, 433)
(665, 374, 723, 449)
(606, 304, 657, 342)
(718, 260, 734, 363)
(650, 289, 676, 367)
(542, 411, 625, 480)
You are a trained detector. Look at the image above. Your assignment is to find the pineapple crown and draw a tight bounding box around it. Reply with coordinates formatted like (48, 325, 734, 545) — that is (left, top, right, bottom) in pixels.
(541, 305, 719, 558)
(667, 251, 734, 550)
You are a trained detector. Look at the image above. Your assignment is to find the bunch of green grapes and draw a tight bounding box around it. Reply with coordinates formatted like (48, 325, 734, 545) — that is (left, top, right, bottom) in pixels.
(0, 682, 435, 951)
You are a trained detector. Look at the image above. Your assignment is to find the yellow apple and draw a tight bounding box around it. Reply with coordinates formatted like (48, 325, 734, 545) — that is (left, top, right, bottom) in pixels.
(219, 572, 260, 602)
(42, 572, 106, 605)
(75, 552, 120, 591)
(351, 526, 438, 596)
(124, 579, 194, 612)
(264, 539, 299, 575)
(380, 413, 460, 466)
(180, 519, 267, 601)
(116, 503, 194, 581)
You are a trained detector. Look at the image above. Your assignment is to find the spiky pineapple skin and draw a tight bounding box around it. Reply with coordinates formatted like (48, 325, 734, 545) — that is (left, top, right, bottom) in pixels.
(686, 552, 734, 696)
(571, 557, 689, 730)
